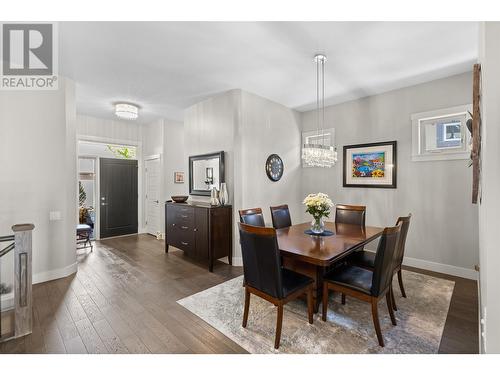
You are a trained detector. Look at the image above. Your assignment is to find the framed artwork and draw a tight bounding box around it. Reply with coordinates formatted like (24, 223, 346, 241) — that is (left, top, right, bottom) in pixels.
(343, 141, 397, 188)
(174, 172, 184, 184)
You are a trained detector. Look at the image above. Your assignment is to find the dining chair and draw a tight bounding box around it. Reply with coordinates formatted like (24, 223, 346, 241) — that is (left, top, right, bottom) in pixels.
(347, 214, 412, 310)
(239, 222, 314, 349)
(238, 208, 266, 227)
(270, 204, 292, 229)
(335, 204, 366, 226)
(322, 223, 402, 347)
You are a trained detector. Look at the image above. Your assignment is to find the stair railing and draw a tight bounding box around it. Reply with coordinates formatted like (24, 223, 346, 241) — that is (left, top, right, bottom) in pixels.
(0, 223, 34, 342)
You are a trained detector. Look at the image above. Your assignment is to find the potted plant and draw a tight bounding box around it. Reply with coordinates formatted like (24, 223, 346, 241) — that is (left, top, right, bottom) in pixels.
(303, 192, 334, 234)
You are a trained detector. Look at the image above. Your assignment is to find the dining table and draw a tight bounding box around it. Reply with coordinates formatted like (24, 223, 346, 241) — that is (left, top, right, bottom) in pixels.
(276, 221, 384, 312)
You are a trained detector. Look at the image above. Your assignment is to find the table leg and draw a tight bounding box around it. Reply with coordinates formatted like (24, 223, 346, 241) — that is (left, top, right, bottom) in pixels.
(314, 266, 326, 313)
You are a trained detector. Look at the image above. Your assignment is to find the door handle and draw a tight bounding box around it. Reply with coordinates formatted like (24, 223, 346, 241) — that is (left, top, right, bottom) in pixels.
(154, 200, 159, 203)
(181, 241, 188, 246)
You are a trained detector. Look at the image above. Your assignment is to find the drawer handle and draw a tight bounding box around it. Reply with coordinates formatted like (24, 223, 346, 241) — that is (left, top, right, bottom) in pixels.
(172, 223, 176, 226)
(181, 241, 188, 246)
(181, 226, 188, 230)
(181, 215, 188, 218)
(193, 228, 198, 232)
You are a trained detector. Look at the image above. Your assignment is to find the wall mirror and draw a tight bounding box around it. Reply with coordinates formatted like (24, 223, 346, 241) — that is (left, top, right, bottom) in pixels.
(189, 151, 225, 196)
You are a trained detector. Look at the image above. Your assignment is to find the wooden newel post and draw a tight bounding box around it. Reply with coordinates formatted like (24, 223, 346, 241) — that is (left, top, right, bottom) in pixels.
(11, 223, 35, 338)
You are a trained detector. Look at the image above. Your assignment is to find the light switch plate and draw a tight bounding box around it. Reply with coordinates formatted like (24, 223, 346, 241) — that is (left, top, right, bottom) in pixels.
(49, 211, 61, 221)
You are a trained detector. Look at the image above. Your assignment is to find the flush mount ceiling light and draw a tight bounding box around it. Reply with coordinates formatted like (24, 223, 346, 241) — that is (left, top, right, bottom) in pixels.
(301, 54, 338, 168)
(115, 103, 139, 120)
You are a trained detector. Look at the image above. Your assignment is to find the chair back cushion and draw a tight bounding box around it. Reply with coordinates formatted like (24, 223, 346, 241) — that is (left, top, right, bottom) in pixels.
(394, 214, 411, 268)
(371, 224, 401, 297)
(239, 208, 266, 227)
(270, 205, 292, 229)
(335, 204, 366, 226)
(239, 223, 283, 299)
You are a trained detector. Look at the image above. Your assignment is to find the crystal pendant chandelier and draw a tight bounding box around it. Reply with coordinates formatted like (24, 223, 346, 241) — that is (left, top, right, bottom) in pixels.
(301, 54, 338, 168)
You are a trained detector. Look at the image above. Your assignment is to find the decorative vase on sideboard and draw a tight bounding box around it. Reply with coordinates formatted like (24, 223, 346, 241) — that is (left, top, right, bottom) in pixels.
(219, 183, 229, 205)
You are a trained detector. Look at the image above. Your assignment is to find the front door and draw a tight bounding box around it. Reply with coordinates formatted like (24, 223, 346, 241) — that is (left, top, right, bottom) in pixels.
(145, 158, 161, 236)
(99, 158, 138, 238)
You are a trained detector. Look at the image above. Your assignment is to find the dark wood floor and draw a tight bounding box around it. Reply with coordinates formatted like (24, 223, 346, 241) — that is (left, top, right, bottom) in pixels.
(0, 234, 478, 354)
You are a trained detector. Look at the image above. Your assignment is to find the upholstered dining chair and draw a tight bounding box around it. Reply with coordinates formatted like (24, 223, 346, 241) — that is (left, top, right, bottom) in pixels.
(322, 223, 402, 347)
(347, 214, 412, 310)
(335, 205, 367, 259)
(239, 223, 314, 349)
(238, 208, 266, 227)
(335, 204, 366, 226)
(270, 204, 292, 229)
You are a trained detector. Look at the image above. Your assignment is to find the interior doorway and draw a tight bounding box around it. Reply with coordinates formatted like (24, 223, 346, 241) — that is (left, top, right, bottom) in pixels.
(77, 140, 140, 240)
(145, 157, 161, 236)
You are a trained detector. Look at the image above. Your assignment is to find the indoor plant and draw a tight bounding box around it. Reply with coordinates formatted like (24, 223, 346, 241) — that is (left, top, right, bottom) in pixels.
(303, 192, 334, 234)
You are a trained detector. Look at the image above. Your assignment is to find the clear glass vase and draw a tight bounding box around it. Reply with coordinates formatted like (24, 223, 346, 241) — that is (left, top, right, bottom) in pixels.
(311, 217, 325, 234)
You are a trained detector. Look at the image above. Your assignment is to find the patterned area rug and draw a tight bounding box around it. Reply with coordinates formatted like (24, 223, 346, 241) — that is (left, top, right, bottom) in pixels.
(177, 272, 454, 353)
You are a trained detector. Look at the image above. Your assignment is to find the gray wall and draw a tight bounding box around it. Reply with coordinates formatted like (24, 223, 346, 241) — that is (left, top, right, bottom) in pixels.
(0, 78, 77, 284)
(300, 72, 478, 276)
(184, 89, 302, 262)
(142, 118, 186, 233)
(239, 91, 302, 226)
(478, 21, 500, 353)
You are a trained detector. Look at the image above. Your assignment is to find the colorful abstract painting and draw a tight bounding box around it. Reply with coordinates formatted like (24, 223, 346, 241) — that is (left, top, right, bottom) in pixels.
(343, 141, 396, 188)
(352, 152, 385, 178)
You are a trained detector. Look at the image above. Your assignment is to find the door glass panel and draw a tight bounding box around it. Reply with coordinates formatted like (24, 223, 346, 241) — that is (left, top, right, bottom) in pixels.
(78, 158, 96, 239)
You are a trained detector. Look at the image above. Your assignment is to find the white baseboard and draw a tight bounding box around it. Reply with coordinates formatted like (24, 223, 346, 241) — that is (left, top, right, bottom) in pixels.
(220, 256, 243, 266)
(33, 262, 78, 284)
(403, 256, 478, 280)
(231, 256, 243, 266)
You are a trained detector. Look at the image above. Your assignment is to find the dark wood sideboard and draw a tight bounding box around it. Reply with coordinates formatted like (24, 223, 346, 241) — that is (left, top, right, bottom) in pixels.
(165, 201, 233, 272)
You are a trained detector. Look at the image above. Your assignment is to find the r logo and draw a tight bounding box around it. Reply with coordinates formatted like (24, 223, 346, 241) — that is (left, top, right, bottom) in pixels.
(2, 23, 53, 76)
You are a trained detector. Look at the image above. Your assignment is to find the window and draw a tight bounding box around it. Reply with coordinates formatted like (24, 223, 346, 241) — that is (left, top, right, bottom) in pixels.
(411, 105, 472, 162)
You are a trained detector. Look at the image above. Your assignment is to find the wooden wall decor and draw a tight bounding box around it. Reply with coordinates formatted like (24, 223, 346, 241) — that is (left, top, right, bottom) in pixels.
(472, 63, 482, 204)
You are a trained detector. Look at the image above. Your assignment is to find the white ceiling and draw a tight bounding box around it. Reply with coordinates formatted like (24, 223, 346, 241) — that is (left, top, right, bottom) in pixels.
(60, 22, 479, 124)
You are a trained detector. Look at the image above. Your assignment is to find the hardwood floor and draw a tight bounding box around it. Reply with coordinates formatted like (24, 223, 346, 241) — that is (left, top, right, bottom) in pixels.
(0, 234, 478, 354)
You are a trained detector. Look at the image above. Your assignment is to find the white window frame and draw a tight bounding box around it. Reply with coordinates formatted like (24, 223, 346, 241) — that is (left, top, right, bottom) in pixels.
(411, 104, 472, 162)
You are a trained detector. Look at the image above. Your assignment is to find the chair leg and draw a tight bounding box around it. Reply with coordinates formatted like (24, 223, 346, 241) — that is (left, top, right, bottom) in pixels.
(341, 293, 346, 305)
(371, 299, 384, 347)
(322, 283, 329, 321)
(275, 304, 284, 349)
(397, 270, 407, 298)
(390, 284, 397, 311)
(386, 291, 397, 326)
(242, 288, 250, 328)
(307, 286, 314, 324)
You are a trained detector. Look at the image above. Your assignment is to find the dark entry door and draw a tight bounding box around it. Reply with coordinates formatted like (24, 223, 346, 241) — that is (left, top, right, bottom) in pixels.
(100, 158, 138, 238)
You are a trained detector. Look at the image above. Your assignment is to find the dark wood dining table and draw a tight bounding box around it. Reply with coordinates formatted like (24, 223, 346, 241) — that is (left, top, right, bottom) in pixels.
(276, 221, 384, 312)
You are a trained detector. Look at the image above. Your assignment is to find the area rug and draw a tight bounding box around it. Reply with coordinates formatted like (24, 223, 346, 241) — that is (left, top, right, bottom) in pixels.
(177, 272, 455, 353)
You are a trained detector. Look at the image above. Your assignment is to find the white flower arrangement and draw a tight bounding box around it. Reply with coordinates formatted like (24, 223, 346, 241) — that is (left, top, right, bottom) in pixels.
(303, 192, 334, 220)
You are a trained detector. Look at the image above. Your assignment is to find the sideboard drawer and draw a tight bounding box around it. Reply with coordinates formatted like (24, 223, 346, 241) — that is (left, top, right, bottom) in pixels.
(167, 226, 194, 253)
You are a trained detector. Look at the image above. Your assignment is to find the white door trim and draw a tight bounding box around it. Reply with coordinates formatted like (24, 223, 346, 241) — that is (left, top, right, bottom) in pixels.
(145, 156, 162, 237)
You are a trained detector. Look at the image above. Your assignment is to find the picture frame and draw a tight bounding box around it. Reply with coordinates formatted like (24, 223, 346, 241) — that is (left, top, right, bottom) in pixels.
(343, 141, 397, 188)
(174, 172, 184, 184)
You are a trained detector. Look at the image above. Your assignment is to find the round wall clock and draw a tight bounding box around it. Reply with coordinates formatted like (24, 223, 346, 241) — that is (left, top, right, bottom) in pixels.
(265, 154, 284, 182)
